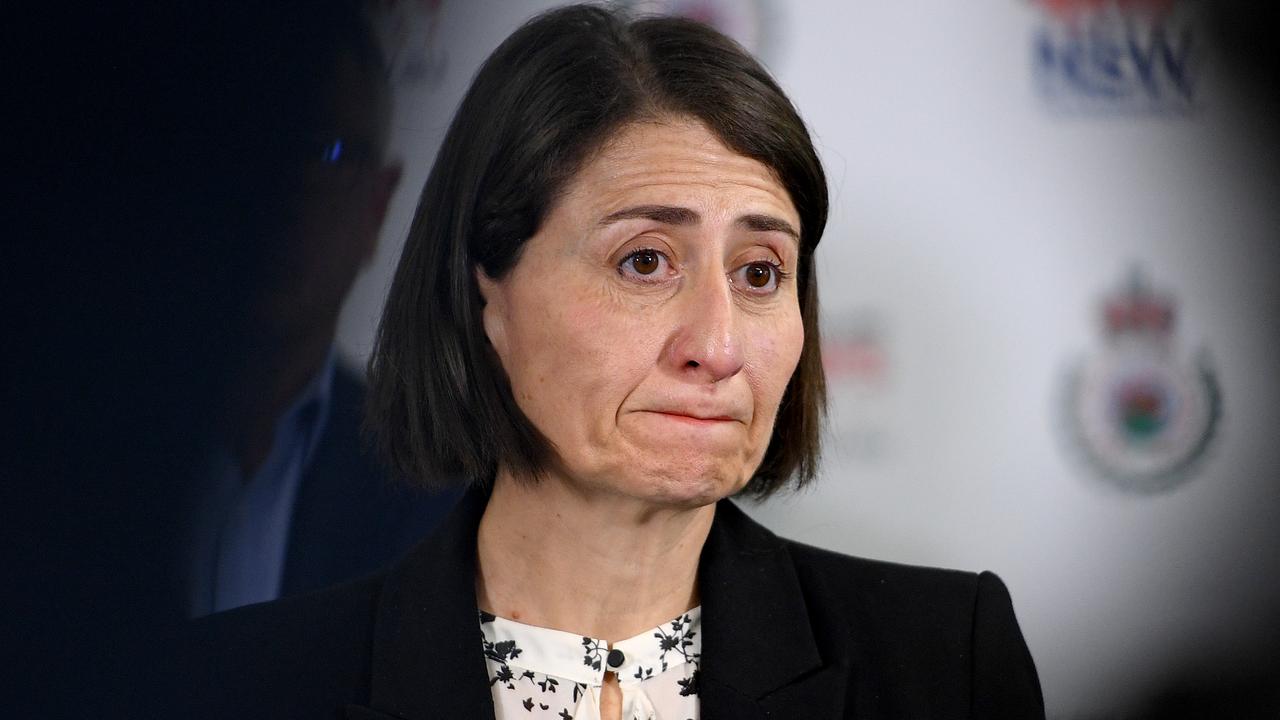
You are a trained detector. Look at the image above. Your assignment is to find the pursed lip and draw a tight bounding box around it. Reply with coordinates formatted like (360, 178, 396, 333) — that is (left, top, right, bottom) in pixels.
(639, 407, 747, 425)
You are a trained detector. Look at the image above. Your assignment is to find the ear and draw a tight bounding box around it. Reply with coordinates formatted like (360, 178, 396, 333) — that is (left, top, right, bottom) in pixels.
(358, 162, 403, 265)
(474, 267, 510, 361)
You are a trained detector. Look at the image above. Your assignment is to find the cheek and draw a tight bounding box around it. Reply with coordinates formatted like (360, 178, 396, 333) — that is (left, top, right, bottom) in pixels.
(500, 282, 657, 438)
(742, 306, 806, 460)
(751, 307, 806, 403)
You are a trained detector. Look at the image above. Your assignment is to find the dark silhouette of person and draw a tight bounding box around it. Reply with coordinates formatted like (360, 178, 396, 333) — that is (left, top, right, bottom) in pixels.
(3, 4, 461, 712)
(180, 3, 460, 617)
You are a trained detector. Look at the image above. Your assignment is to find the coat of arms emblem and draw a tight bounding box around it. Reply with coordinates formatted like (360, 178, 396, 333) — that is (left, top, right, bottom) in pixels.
(1064, 268, 1220, 493)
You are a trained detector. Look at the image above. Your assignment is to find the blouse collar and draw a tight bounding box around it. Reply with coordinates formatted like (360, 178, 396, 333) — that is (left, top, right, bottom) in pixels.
(362, 485, 835, 720)
(479, 607, 702, 687)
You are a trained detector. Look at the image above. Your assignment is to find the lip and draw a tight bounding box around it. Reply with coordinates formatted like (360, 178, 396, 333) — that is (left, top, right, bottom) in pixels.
(641, 409, 744, 425)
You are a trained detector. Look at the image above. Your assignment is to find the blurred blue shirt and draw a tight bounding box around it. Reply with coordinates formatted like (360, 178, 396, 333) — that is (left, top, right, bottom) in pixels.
(187, 353, 335, 617)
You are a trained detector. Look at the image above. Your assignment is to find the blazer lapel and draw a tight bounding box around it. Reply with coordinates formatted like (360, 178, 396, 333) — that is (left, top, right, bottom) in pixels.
(350, 489, 855, 720)
(698, 499, 851, 719)
(358, 486, 496, 720)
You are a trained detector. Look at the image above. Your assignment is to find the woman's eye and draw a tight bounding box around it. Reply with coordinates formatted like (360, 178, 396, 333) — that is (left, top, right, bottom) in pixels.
(618, 248, 671, 280)
(744, 263, 772, 288)
(732, 261, 783, 293)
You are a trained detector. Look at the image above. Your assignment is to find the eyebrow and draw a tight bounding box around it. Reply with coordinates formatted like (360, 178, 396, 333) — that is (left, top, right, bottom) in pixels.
(599, 204, 800, 243)
(738, 213, 800, 242)
(600, 205, 699, 227)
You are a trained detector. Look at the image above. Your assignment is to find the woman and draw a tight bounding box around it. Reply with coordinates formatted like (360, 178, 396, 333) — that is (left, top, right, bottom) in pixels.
(187, 5, 1044, 719)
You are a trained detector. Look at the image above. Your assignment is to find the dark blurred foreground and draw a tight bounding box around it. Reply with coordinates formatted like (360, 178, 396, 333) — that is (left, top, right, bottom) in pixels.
(4, 3, 385, 715)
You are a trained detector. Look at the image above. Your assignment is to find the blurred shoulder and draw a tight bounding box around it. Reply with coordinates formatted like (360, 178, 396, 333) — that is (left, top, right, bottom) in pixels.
(179, 573, 385, 718)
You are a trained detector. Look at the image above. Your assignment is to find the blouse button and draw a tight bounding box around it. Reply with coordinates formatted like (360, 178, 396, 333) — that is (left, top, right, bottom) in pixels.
(606, 648, 625, 669)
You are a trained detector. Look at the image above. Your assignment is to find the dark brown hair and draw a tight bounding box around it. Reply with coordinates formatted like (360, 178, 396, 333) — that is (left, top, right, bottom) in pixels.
(367, 3, 828, 498)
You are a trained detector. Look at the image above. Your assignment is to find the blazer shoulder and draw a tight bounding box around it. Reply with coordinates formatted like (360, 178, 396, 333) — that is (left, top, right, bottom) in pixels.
(782, 538, 1031, 643)
(784, 537, 982, 609)
(179, 572, 385, 717)
(782, 539, 1045, 719)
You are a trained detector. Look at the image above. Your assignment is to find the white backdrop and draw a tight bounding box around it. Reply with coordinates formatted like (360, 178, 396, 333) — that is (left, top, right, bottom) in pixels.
(337, 2, 1280, 716)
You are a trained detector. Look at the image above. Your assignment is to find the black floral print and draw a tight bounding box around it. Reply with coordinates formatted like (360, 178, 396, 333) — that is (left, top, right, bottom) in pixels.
(653, 613, 698, 672)
(478, 607, 702, 719)
(581, 637, 605, 672)
(677, 670, 699, 698)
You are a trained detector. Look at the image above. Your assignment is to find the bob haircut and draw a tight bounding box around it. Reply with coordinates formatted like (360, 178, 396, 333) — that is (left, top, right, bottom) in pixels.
(368, 3, 828, 498)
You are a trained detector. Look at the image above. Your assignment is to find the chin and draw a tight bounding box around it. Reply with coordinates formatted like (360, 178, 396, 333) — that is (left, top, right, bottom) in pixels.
(631, 459, 753, 509)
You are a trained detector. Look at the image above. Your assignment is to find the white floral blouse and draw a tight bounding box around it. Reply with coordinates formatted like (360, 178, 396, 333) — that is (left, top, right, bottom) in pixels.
(479, 607, 701, 720)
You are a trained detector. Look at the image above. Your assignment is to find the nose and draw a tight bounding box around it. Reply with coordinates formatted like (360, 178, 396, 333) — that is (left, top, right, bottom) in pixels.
(665, 271, 745, 383)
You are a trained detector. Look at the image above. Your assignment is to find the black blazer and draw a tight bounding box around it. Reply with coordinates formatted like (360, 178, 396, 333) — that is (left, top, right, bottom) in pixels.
(185, 487, 1045, 719)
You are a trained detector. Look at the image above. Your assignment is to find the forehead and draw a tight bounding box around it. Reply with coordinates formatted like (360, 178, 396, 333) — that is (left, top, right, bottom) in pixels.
(557, 118, 800, 232)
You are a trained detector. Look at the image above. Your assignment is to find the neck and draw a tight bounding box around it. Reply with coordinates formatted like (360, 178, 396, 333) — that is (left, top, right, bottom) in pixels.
(225, 326, 333, 477)
(475, 470, 715, 643)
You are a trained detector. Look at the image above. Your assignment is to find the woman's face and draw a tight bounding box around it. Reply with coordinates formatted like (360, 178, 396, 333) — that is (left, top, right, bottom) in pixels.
(478, 117, 805, 508)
